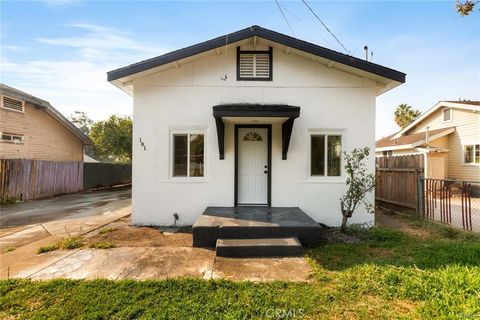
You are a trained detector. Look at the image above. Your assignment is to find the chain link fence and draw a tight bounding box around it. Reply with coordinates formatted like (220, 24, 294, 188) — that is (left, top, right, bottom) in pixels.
(422, 178, 480, 232)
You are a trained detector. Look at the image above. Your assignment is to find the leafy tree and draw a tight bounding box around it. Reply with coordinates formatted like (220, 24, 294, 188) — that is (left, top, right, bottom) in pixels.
(89, 115, 132, 162)
(69, 111, 93, 135)
(339, 148, 375, 232)
(394, 104, 421, 129)
(456, 0, 478, 15)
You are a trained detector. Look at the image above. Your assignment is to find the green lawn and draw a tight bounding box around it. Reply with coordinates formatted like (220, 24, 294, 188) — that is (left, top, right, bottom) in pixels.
(1, 217, 479, 319)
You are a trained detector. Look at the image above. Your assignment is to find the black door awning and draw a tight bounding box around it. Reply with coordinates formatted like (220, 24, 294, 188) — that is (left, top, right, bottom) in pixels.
(213, 104, 300, 160)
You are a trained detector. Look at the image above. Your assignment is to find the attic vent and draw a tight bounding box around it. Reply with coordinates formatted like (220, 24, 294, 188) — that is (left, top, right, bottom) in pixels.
(237, 47, 272, 81)
(1, 95, 25, 112)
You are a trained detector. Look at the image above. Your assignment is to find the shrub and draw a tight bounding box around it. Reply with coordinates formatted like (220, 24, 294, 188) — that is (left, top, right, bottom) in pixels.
(59, 236, 83, 250)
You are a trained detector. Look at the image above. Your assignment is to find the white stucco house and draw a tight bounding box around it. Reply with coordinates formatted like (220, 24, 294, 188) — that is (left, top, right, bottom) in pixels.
(108, 25, 405, 228)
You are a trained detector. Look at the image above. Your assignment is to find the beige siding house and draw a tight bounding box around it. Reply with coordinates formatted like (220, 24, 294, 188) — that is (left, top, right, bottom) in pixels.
(376, 101, 480, 182)
(0, 84, 91, 161)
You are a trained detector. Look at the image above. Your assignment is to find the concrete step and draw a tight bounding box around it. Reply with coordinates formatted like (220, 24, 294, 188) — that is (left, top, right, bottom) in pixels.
(215, 237, 303, 257)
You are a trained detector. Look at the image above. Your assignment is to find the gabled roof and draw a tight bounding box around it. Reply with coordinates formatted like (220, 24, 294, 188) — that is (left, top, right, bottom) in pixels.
(445, 100, 480, 106)
(392, 100, 480, 139)
(107, 25, 406, 84)
(0, 83, 91, 145)
(376, 127, 455, 151)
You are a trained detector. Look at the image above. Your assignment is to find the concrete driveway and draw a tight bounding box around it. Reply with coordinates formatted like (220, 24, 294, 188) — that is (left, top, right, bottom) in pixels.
(1, 187, 131, 228)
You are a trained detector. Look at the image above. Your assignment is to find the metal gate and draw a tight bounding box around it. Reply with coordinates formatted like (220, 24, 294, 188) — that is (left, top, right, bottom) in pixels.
(423, 178, 479, 231)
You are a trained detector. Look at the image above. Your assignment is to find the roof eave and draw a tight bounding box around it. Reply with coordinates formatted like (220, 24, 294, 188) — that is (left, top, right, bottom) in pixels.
(107, 25, 406, 85)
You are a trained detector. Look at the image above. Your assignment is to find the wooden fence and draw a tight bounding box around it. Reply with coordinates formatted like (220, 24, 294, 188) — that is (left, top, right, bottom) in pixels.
(375, 155, 424, 210)
(0, 159, 83, 201)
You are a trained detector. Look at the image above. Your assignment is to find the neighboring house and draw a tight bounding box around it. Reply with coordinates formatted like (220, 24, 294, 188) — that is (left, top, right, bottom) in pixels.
(376, 101, 480, 181)
(108, 25, 405, 227)
(0, 84, 91, 161)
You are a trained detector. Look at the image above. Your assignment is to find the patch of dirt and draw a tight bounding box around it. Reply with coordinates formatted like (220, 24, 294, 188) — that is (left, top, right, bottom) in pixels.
(85, 218, 192, 247)
(375, 209, 435, 239)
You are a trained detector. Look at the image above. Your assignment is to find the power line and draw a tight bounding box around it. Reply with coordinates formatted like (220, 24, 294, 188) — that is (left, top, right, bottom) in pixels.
(300, 0, 350, 55)
(274, 0, 296, 37)
(278, 1, 336, 49)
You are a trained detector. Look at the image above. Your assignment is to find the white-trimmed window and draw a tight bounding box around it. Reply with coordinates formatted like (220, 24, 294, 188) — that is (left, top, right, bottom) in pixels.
(464, 144, 480, 164)
(1, 95, 25, 113)
(1, 132, 24, 143)
(310, 133, 343, 177)
(382, 150, 393, 156)
(443, 107, 452, 122)
(171, 131, 205, 178)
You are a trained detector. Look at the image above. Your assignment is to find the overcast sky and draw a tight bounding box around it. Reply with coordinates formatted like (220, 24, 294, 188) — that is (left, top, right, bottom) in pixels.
(1, 0, 479, 138)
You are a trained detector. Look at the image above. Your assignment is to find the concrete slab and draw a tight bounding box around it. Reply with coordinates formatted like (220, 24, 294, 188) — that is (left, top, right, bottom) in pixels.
(119, 247, 215, 280)
(0, 206, 131, 279)
(0, 225, 50, 253)
(0, 234, 69, 278)
(212, 257, 313, 282)
(30, 248, 147, 280)
(29, 247, 216, 281)
(0, 224, 38, 238)
(216, 237, 303, 257)
(42, 206, 131, 236)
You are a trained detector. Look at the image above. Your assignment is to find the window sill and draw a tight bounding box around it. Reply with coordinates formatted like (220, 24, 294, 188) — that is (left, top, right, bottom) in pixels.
(0, 141, 24, 144)
(462, 163, 480, 167)
(165, 178, 208, 183)
(302, 178, 345, 184)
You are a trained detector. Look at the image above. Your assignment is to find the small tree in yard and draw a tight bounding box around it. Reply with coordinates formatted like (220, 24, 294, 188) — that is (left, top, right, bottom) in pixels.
(340, 147, 375, 232)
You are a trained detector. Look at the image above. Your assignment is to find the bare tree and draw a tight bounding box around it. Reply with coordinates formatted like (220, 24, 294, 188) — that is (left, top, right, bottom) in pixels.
(340, 148, 375, 232)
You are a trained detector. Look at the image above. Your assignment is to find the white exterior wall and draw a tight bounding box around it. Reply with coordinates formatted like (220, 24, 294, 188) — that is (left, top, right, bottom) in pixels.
(131, 44, 377, 227)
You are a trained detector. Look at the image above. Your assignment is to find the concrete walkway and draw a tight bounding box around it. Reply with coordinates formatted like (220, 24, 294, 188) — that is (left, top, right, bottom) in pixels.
(0, 206, 131, 278)
(25, 246, 311, 282)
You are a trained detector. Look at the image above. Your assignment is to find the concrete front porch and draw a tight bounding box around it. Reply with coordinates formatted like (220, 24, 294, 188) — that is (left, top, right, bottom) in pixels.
(192, 207, 323, 254)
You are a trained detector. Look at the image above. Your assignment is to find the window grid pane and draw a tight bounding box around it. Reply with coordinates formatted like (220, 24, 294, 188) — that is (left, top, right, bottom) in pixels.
(189, 134, 204, 177)
(173, 135, 188, 177)
(311, 135, 325, 176)
(327, 135, 342, 176)
(475, 145, 480, 164)
(465, 145, 474, 164)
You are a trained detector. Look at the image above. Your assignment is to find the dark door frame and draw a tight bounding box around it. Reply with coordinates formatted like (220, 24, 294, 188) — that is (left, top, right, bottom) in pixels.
(234, 124, 272, 207)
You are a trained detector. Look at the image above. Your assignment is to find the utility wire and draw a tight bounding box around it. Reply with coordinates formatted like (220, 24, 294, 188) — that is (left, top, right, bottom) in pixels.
(279, 1, 336, 49)
(274, 0, 296, 37)
(300, 0, 350, 55)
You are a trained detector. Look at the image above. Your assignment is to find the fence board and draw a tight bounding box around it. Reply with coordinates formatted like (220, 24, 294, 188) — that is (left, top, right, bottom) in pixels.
(0, 159, 83, 201)
(375, 155, 424, 210)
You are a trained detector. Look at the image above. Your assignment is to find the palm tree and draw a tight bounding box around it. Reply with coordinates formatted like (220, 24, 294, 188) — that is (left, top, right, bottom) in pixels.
(394, 104, 422, 129)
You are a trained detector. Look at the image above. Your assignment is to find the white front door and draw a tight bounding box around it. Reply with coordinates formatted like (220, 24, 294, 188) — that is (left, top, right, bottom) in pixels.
(238, 127, 268, 205)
